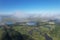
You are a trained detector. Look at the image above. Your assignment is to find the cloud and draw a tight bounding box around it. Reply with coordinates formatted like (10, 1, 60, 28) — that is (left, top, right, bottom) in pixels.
(1, 10, 60, 19)
(12, 11, 30, 18)
(11, 10, 60, 20)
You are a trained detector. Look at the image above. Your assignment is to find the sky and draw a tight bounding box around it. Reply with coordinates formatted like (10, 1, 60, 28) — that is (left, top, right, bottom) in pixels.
(0, 0, 60, 15)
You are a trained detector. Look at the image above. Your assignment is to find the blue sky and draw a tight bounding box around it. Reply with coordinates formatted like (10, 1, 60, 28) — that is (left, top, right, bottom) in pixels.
(0, 0, 60, 15)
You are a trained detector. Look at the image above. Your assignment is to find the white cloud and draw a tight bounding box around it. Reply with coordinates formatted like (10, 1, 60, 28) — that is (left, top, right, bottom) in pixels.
(12, 11, 30, 18)
(11, 10, 60, 19)
(0, 10, 60, 19)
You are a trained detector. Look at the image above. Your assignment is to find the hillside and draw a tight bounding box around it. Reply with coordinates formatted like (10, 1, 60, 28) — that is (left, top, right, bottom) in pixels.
(0, 21, 60, 40)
